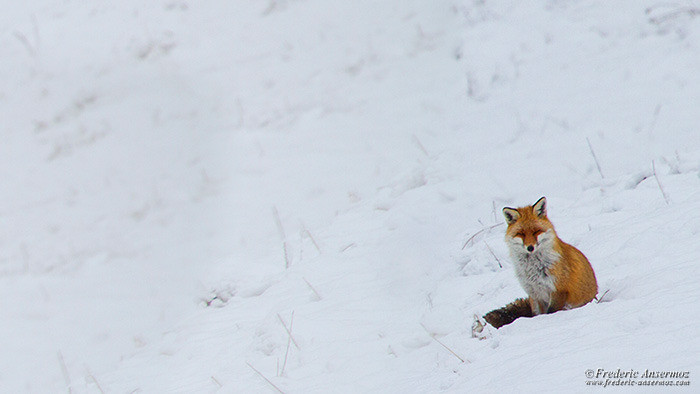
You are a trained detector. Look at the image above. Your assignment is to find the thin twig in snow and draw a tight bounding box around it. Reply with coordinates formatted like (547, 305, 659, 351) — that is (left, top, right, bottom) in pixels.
(302, 225, 321, 253)
(86, 370, 105, 394)
(247, 362, 285, 394)
(461, 223, 504, 250)
(432, 335, 466, 363)
(302, 277, 322, 301)
(211, 376, 223, 388)
(595, 289, 611, 304)
(282, 242, 290, 269)
(341, 243, 356, 252)
(652, 160, 670, 205)
(272, 207, 290, 268)
(14, 14, 40, 58)
(412, 134, 429, 157)
(587, 137, 604, 179)
(420, 324, 467, 363)
(57, 351, 72, 394)
(272, 206, 286, 239)
(276, 313, 300, 349)
(280, 312, 294, 376)
(484, 242, 503, 268)
(13, 31, 35, 57)
(648, 104, 661, 133)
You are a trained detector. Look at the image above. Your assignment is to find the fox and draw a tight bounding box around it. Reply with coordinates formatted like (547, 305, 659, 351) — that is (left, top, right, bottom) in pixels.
(482, 196, 598, 329)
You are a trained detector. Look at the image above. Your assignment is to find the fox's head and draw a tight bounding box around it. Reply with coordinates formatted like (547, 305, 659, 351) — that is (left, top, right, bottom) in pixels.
(502, 197, 556, 256)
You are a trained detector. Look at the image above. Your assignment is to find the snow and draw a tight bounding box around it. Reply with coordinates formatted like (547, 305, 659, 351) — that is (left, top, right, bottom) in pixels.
(2, 0, 699, 392)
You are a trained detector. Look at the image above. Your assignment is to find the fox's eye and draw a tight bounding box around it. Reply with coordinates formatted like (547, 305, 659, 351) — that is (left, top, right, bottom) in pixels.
(516, 232, 524, 238)
(533, 230, 542, 237)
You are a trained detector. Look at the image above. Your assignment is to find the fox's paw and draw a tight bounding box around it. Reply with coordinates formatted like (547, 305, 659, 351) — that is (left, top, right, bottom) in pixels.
(483, 309, 511, 329)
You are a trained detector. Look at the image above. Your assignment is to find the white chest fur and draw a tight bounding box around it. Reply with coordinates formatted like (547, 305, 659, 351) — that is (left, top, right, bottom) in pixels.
(506, 230, 560, 309)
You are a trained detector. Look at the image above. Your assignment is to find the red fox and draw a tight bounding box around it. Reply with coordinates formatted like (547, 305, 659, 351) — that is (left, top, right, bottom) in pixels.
(483, 197, 598, 328)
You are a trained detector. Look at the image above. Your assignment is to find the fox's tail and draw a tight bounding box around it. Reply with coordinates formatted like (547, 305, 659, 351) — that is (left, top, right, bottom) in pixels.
(484, 298, 533, 328)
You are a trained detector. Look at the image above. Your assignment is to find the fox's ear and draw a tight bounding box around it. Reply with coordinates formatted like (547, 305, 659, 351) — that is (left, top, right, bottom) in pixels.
(503, 207, 520, 224)
(533, 196, 547, 217)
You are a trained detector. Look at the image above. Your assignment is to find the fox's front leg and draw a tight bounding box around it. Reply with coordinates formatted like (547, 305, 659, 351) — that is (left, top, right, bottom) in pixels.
(484, 298, 533, 328)
(529, 298, 550, 316)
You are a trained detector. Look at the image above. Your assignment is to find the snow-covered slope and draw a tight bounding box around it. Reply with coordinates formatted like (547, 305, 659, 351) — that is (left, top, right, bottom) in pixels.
(2, 0, 699, 392)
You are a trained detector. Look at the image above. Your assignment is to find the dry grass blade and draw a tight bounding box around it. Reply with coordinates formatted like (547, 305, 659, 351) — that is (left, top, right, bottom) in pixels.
(272, 206, 286, 240)
(484, 242, 503, 268)
(277, 312, 299, 349)
(461, 223, 503, 250)
(412, 134, 429, 156)
(280, 311, 295, 376)
(652, 160, 670, 205)
(596, 289, 611, 304)
(587, 137, 604, 179)
(247, 362, 285, 394)
(648, 104, 661, 133)
(87, 370, 105, 394)
(272, 207, 291, 269)
(57, 351, 72, 394)
(303, 227, 321, 253)
(421, 324, 467, 363)
(341, 243, 356, 252)
(282, 241, 290, 269)
(302, 277, 322, 301)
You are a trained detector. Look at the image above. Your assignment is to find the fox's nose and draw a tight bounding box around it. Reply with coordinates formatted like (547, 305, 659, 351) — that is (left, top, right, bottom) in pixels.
(527, 245, 534, 252)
